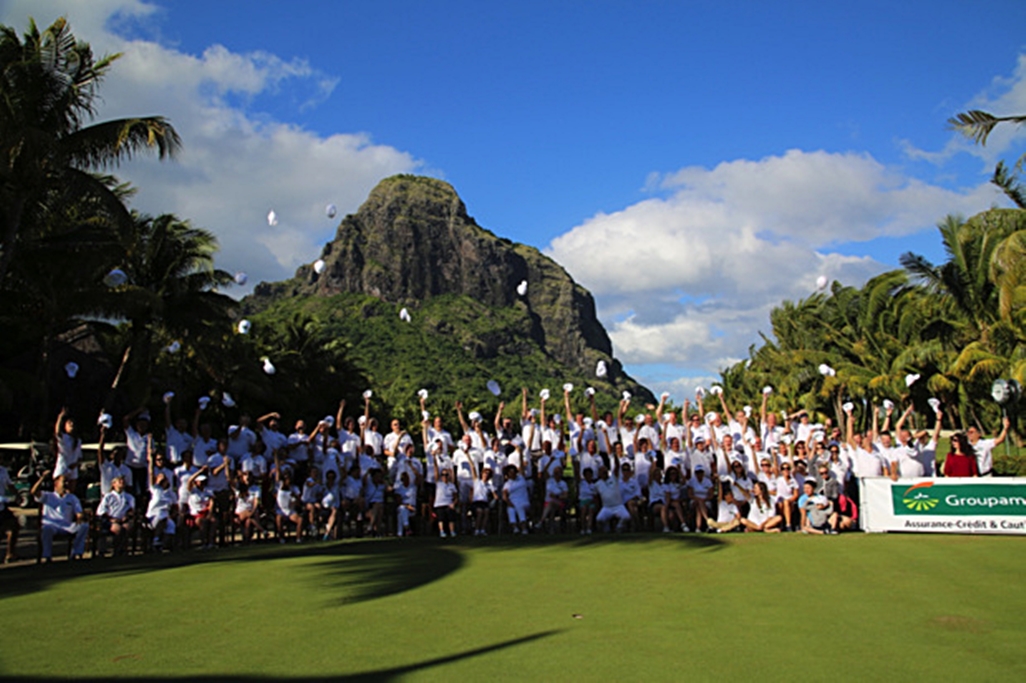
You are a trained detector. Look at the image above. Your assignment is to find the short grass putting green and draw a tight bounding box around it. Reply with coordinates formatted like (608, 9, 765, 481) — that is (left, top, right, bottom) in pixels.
(1, 533, 1024, 681)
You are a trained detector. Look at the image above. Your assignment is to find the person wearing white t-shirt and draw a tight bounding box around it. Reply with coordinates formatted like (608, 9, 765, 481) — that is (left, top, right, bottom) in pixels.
(192, 421, 219, 468)
(467, 455, 496, 536)
(272, 449, 303, 543)
(432, 455, 459, 538)
(226, 415, 257, 464)
(577, 466, 598, 534)
(96, 474, 135, 556)
(742, 481, 782, 533)
(53, 407, 83, 488)
(631, 434, 657, 489)
(775, 460, 800, 531)
(594, 461, 631, 532)
(383, 420, 414, 466)
(708, 480, 742, 533)
(502, 463, 532, 534)
(967, 416, 1010, 477)
(540, 467, 569, 533)
(392, 470, 419, 538)
(32, 472, 88, 561)
(96, 424, 133, 496)
(164, 398, 195, 466)
(123, 407, 153, 498)
(912, 405, 945, 477)
(686, 464, 714, 532)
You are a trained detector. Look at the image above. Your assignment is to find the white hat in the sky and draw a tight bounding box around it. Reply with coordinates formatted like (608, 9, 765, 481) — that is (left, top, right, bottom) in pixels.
(487, 380, 501, 397)
(596, 360, 607, 378)
(363, 389, 373, 399)
(516, 280, 528, 296)
(234, 272, 248, 286)
(563, 382, 574, 393)
(539, 388, 550, 401)
(166, 340, 181, 354)
(198, 396, 211, 410)
(222, 392, 236, 408)
(261, 357, 276, 375)
(267, 210, 278, 226)
(326, 204, 337, 219)
(622, 391, 631, 401)
(816, 275, 828, 290)
(905, 373, 920, 388)
(163, 391, 175, 404)
(64, 362, 79, 378)
(399, 308, 411, 322)
(237, 319, 251, 335)
(313, 259, 326, 274)
(418, 389, 429, 400)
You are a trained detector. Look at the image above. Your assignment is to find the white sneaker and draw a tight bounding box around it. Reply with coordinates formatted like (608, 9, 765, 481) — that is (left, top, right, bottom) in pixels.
(439, 530, 448, 538)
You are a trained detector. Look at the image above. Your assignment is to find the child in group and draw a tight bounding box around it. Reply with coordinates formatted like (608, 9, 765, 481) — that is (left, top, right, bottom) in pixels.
(362, 467, 387, 537)
(321, 469, 342, 540)
(301, 467, 326, 539)
(708, 480, 742, 533)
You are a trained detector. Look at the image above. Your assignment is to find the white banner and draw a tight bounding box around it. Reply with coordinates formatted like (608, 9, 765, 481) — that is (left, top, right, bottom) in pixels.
(861, 477, 1026, 535)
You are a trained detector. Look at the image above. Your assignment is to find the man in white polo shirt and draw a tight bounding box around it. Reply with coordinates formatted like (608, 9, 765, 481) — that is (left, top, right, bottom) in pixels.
(594, 462, 631, 532)
(966, 416, 1010, 477)
(32, 472, 88, 561)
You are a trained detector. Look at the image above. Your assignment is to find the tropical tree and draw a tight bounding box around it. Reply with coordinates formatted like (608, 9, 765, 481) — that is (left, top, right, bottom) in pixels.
(0, 17, 180, 282)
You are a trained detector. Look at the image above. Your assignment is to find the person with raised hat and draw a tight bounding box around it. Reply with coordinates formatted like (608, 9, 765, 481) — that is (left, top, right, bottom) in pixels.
(123, 406, 154, 500)
(965, 413, 1010, 478)
(383, 418, 413, 471)
(184, 467, 215, 550)
(164, 394, 195, 466)
(227, 413, 257, 466)
(53, 406, 83, 493)
(686, 462, 714, 532)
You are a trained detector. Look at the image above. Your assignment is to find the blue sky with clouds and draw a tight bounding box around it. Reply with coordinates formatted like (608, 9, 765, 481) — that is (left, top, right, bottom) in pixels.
(4, 0, 1026, 397)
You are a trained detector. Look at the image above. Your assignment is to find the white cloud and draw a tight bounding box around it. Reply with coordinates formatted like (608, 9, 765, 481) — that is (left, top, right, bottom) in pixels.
(0, 0, 420, 288)
(548, 150, 1001, 391)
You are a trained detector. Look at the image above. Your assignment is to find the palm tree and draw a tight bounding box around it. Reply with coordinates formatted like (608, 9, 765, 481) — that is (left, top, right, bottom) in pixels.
(0, 17, 180, 283)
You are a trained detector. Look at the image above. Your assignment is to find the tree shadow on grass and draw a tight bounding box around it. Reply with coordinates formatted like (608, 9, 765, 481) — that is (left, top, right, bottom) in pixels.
(0, 540, 464, 607)
(0, 629, 561, 682)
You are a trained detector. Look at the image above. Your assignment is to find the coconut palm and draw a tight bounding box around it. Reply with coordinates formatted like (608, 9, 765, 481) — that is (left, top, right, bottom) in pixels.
(0, 17, 180, 283)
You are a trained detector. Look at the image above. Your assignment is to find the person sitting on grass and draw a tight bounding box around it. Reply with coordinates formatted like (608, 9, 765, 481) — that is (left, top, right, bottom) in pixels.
(775, 459, 800, 532)
(32, 471, 88, 561)
(432, 456, 458, 538)
(741, 481, 781, 533)
(320, 469, 342, 540)
(540, 466, 569, 533)
(185, 470, 215, 550)
(647, 465, 670, 533)
(234, 470, 265, 543)
(686, 464, 714, 532)
(832, 493, 858, 533)
(708, 480, 742, 533)
(800, 480, 835, 535)
(95, 473, 135, 556)
(594, 461, 631, 533)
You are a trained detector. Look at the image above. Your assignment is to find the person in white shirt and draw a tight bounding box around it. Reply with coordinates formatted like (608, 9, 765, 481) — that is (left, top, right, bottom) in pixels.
(661, 465, 688, 532)
(226, 414, 257, 465)
(301, 467, 327, 538)
(146, 471, 178, 551)
(383, 419, 414, 468)
(467, 455, 496, 536)
(540, 467, 569, 533)
(232, 470, 264, 544)
(392, 470, 419, 538)
(631, 435, 656, 489)
(96, 424, 133, 496)
(32, 471, 87, 561)
(594, 462, 630, 532)
(53, 407, 82, 490)
(272, 449, 303, 543)
(502, 464, 532, 534)
(708, 479, 742, 533)
(96, 474, 135, 556)
(185, 469, 215, 549)
(742, 481, 782, 533)
(362, 467, 387, 537)
(432, 456, 459, 538)
(686, 464, 714, 532)
(618, 460, 642, 531)
(192, 421, 219, 468)
(164, 397, 195, 466)
(123, 407, 153, 498)
(287, 419, 312, 477)
(775, 459, 800, 531)
(967, 416, 1010, 477)
(256, 411, 289, 460)
(912, 404, 945, 477)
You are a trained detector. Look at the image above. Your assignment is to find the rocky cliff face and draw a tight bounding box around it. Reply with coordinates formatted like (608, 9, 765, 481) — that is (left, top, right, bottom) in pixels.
(251, 175, 653, 402)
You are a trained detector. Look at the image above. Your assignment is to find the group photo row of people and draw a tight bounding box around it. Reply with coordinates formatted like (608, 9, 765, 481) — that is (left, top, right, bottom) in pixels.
(0, 382, 1010, 564)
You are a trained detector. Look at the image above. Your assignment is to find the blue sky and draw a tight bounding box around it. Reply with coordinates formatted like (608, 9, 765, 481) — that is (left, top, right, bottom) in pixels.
(4, 0, 1026, 397)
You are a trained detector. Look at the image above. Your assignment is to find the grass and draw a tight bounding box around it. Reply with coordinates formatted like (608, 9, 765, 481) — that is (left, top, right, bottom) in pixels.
(1, 534, 1024, 681)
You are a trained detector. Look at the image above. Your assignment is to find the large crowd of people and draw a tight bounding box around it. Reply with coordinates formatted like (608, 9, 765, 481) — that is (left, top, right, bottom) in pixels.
(0, 384, 1011, 564)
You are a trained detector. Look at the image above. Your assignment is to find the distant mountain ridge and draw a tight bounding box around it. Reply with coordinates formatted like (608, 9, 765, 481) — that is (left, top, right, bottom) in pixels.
(245, 175, 655, 412)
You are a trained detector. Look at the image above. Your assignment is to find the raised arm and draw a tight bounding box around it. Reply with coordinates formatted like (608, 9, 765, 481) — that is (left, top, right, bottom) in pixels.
(455, 400, 469, 435)
(995, 415, 1011, 447)
(123, 406, 144, 432)
(539, 394, 547, 430)
(683, 399, 693, 449)
(590, 391, 599, 424)
(881, 403, 894, 435)
(521, 387, 529, 421)
(336, 399, 346, 431)
(717, 389, 733, 421)
(931, 406, 944, 445)
(97, 422, 107, 466)
(147, 434, 156, 487)
(494, 401, 505, 436)
(563, 388, 573, 428)
(895, 404, 914, 434)
(871, 405, 881, 445)
(54, 406, 66, 446)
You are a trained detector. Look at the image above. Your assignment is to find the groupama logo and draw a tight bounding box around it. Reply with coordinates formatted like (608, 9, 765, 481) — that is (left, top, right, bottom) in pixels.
(901, 482, 939, 512)
(890, 481, 1026, 516)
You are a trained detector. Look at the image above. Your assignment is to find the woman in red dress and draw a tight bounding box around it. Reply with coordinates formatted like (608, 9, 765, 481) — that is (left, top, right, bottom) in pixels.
(942, 433, 979, 477)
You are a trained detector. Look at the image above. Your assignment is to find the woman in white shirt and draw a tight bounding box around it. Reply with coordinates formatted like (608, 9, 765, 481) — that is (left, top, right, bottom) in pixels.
(53, 407, 83, 489)
(741, 481, 782, 532)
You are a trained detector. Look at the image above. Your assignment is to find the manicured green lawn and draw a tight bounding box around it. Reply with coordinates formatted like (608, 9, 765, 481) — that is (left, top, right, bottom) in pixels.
(1, 533, 1024, 681)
